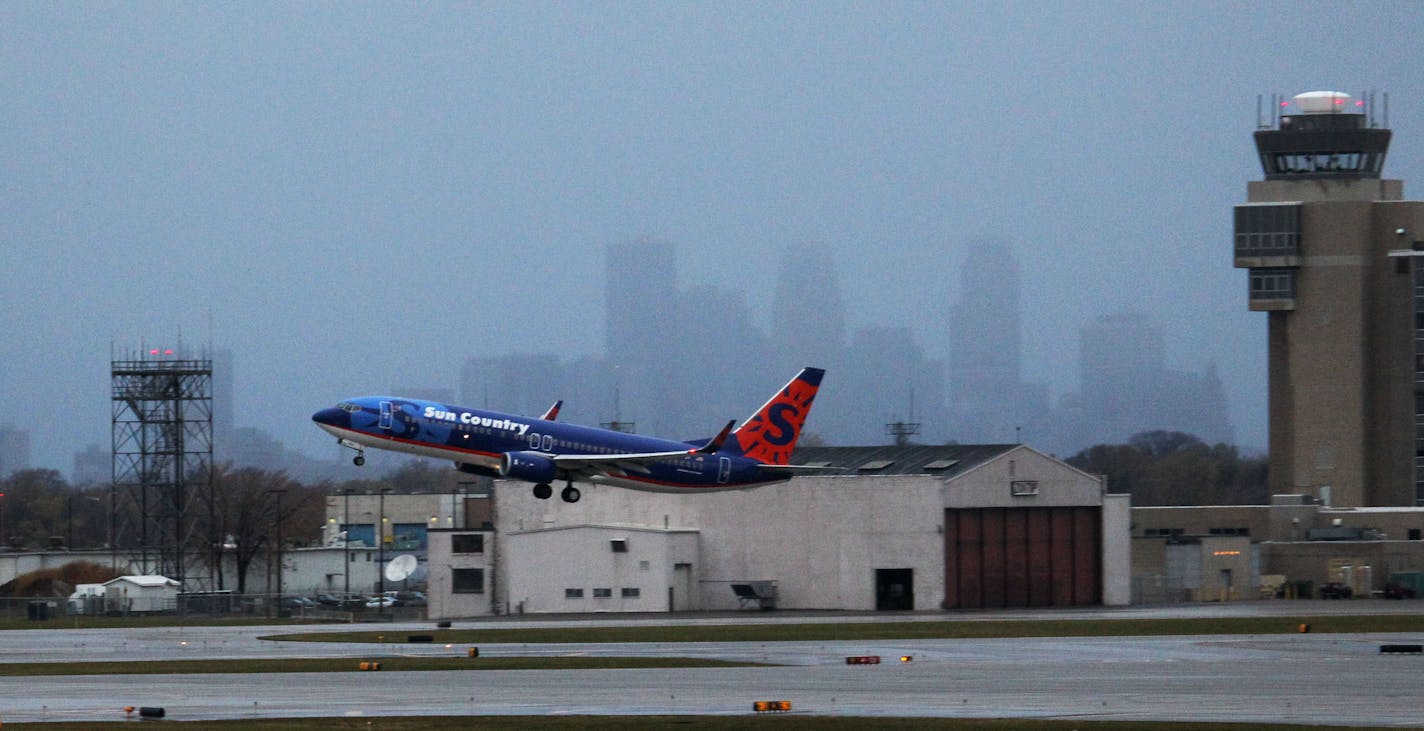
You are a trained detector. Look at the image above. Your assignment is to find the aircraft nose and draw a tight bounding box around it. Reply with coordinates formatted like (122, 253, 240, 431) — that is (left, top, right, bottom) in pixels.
(312, 407, 349, 429)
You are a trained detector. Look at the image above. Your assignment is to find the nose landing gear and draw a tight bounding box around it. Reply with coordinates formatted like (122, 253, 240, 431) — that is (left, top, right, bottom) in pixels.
(560, 484, 581, 503)
(338, 439, 366, 467)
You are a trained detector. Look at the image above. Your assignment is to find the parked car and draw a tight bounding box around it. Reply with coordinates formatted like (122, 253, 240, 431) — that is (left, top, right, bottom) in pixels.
(365, 595, 395, 608)
(1383, 582, 1417, 599)
(1318, 582, 1353, 599)
(317, 593, 366, 610)
(392, 590, 426, 607)
(278, 596, 316, 609)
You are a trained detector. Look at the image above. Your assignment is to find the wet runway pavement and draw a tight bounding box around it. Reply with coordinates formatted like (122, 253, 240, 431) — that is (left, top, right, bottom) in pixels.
(3, 603, 1422, 726)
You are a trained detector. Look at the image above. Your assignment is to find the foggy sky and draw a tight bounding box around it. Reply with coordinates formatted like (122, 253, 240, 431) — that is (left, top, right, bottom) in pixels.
(4, 2, 1423, 473)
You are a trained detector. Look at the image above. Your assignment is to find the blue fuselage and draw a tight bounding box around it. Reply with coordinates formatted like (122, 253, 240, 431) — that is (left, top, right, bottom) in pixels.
(312, 396, 784, 493)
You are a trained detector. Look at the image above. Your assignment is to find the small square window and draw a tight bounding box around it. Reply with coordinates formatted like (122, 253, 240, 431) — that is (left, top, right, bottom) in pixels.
(621, 587, 640, 598)
(452, 568, 484, 594)
(593, 588, 612, 598)
(452, 534, 484, 554)
(611, 539, 628, 553)
(564, 588, 584, 599)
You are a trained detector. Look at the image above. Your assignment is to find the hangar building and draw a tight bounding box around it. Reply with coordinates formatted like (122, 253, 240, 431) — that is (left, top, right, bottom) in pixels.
(423, 444, 1130, 617)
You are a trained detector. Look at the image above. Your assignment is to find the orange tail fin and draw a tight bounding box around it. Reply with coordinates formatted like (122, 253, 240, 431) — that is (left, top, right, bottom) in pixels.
(726, 367, 824, 465)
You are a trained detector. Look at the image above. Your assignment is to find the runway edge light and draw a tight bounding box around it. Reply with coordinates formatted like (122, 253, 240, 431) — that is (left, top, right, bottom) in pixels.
(753, 700, 792, 712)
(845, 655, 881, 665)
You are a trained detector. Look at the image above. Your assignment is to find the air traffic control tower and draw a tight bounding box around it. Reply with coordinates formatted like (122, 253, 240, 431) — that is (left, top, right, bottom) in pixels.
(1235, 90, 1424, 507)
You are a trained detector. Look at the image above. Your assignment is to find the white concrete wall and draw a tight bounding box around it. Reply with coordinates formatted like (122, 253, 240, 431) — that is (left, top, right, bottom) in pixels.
(495, 478, 947, 611)
(1101, 493, 1132, 606)
(426, 530, 493, 618)
(503, 525, 696, 613)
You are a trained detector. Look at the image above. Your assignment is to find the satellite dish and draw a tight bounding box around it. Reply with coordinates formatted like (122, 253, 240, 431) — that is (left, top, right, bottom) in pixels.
(384, 554, 418, 582)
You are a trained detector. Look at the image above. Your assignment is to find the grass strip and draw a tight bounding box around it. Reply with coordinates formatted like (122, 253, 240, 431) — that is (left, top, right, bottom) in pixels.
(0, 715, 1393, 730)
(0, 655, 768, 677)
(266, 613, 1424, 645)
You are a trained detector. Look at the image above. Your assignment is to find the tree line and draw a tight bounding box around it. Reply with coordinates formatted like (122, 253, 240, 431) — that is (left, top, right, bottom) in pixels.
(0, 460, 462, 594)
(1065, 430, 1269, 505)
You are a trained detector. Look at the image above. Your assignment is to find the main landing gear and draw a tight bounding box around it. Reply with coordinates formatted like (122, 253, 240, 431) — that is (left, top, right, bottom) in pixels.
(532, 481, 581, 503)
(338, 439, 366, 466)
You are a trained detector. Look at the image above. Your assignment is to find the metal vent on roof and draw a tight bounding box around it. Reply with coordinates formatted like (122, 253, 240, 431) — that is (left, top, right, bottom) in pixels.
(923, 459, 959, 471)
(858, 459, 894, 471)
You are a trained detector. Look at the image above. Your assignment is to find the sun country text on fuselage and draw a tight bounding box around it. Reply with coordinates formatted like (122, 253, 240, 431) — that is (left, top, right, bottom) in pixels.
(311, 367, 825, 503)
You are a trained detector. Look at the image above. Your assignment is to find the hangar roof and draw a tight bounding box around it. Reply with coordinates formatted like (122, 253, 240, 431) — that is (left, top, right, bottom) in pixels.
(790, 444, 1019, 479)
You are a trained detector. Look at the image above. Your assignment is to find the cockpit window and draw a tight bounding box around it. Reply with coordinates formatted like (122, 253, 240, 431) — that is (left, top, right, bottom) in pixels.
(337, 401, 362, 413)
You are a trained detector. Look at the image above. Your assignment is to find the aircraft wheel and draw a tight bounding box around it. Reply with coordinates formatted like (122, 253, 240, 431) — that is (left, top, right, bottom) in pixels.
(533, 483, 552, 500)
(353, 455, 365, 466)
(561, 485, 581, 503)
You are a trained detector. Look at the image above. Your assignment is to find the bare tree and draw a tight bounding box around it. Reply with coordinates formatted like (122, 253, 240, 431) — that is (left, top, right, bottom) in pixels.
(199, 466, 311, 594)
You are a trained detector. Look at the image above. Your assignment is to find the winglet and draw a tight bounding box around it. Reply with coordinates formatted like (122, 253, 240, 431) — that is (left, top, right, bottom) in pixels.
(540, 400, 563, 421)
(693, 419, 737, 454)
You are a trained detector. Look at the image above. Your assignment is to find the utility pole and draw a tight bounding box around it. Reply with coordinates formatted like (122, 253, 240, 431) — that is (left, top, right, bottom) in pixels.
(269, 489, 287, 602)
(342, 488, 351, 598)
(377, 487, 392, 596)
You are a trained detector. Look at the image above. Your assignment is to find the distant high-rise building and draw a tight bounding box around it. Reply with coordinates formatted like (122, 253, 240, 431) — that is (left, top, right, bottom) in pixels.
(604, 240, 680, 435)
(72, 443, 108, 486)
(1079, 312, 1165, 442)
(0, 425, 31, 476)
(837, 327, 947, 445)
(605, 240, 678, 366)
(1073, 312, 1234, 450)
(948, 241, 1045, 443)
(772, 243, 846, 374)
(1233, 90, 1424, 506)
(211, 348, 235, 444)
(459, 354, 563, 417)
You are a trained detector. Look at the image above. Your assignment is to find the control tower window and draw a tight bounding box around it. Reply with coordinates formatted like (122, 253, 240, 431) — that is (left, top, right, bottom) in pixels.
(1235, 204, 1301, 256)
(1249, 268, 1296, 300)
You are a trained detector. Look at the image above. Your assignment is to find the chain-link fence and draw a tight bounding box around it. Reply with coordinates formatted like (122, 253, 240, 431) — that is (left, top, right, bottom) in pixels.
(0, 592, 426, 622)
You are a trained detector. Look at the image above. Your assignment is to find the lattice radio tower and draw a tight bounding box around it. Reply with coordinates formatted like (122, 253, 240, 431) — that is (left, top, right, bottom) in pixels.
(111, 344, 214, 589)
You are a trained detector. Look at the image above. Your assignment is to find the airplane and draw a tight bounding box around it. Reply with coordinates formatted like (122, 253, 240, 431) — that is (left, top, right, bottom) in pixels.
(311, 367, 825, 503)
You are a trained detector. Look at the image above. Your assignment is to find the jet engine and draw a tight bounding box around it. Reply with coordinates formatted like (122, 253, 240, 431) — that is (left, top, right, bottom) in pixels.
(499, 451, 557, 483)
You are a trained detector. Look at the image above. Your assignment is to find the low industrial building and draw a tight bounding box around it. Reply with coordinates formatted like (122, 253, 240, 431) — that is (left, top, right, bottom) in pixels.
(420, 444, 1132, 617)
(1133, 495, 1424, 602)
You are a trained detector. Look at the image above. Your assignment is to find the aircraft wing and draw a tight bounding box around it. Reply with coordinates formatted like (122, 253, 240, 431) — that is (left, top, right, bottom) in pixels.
(551, 449, 700, 477)
(755, 464, 847, 473)
(550, 421, 736, 472)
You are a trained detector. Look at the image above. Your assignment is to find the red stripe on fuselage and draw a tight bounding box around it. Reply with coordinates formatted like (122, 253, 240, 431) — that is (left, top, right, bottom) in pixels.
(328, 425, 502, 461)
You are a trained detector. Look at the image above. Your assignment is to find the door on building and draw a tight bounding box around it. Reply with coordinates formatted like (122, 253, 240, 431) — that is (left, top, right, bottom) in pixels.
(671, 563, 692, 611)
(875, 568, 914, 610)
(943, 506, 1101, 609)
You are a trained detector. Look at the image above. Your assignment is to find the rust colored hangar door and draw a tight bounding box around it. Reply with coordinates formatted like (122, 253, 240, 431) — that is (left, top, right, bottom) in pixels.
(942, 507, 1101, 609)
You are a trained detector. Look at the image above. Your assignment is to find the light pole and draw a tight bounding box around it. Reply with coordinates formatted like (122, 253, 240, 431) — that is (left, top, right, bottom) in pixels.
(269, 489, 288, 604)
(342, 488, 352, 598)
(377, 488, 392, 597)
